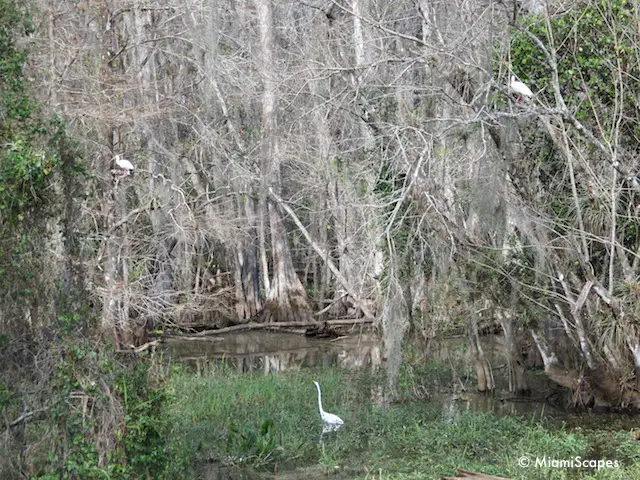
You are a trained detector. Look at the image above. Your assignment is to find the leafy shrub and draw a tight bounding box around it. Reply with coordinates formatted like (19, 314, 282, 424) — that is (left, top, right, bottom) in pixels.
(226, 418, 281, 466)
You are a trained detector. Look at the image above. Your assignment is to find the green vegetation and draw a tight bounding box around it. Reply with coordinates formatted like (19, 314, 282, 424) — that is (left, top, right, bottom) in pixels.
(510, 0, 639, 151)
(0, 0, 76, 328)
(6, 346, 640, 479)
(495, 0, 640, 338)
(0, 0, 59, 221)
(162, 366, 640, 479)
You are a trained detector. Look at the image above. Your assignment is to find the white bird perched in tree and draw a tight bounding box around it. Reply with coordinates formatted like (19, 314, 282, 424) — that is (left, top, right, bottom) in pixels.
(113, 154, 134, 177)
(509, 75, 534, 103)
(313, 381, 344, 433)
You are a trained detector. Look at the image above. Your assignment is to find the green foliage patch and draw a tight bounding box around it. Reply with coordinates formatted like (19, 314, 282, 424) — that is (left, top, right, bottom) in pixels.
(510, 0, 639, 151)
(0, 0, 59, 222)
(33, 340, 189, 479)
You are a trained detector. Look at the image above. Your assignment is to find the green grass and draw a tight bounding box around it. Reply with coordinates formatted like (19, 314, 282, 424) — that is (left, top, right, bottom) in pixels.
(162, 367, 640, 479)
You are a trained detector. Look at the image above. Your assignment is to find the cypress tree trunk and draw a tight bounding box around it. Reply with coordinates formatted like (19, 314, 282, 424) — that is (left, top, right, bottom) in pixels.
(255, 0, 312, 323)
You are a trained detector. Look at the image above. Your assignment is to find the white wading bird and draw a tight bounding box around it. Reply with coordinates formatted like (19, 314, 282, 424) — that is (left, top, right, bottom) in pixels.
(313, 381, 344, 433)
(113, 154, 135, 177)
(509, 75, 534, 104)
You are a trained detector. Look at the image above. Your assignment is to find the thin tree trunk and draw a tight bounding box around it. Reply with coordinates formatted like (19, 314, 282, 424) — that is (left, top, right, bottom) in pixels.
(118, 187, 132, 345)
(466, 266, 494, 392)
(101, 175, 129, 349)
(498, 309, 528, 394)
(234, 191, 262, 321)
(468, 314, 494, 392)
(98, 2, 121, 346)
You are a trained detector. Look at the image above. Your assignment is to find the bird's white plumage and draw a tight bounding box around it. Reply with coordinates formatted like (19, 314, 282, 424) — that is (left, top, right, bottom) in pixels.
(114, 154, 135, 174)
(314, 381, 344, 432)
(509, 76, 534, 98)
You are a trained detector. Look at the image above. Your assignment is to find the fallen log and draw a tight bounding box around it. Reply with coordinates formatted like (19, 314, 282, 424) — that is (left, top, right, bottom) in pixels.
(160, 335, 225, 342)
(190, 318, 373, 336)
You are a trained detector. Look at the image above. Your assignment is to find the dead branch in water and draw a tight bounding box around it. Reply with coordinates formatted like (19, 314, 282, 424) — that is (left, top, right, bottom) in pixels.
(115, 339, 163, 354)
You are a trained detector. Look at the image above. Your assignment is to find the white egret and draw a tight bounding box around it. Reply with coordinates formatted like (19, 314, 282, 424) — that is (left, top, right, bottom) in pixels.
(313, 381, 344, 433)
(113, 154, 135, 176)
(509, 75, 534, 103)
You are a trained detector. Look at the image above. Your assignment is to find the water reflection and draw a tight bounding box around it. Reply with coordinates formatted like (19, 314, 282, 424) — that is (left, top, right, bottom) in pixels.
(428, 334, 506, 367)
(438, 392, 553, 424)
(161, 330, 382, 374)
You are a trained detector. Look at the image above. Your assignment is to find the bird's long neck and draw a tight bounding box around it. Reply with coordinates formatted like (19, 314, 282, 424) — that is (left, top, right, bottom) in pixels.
(315, 383, 325, 414)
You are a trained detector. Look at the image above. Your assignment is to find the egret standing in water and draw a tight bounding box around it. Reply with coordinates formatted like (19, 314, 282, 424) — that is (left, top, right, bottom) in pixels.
(509, 75, 534, 104)
(313, 381, 344, 433)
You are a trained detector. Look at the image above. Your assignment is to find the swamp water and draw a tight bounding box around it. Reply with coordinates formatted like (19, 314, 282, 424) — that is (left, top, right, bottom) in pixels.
(161, 332, 640, 479)
(161, 332, 548, 417)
